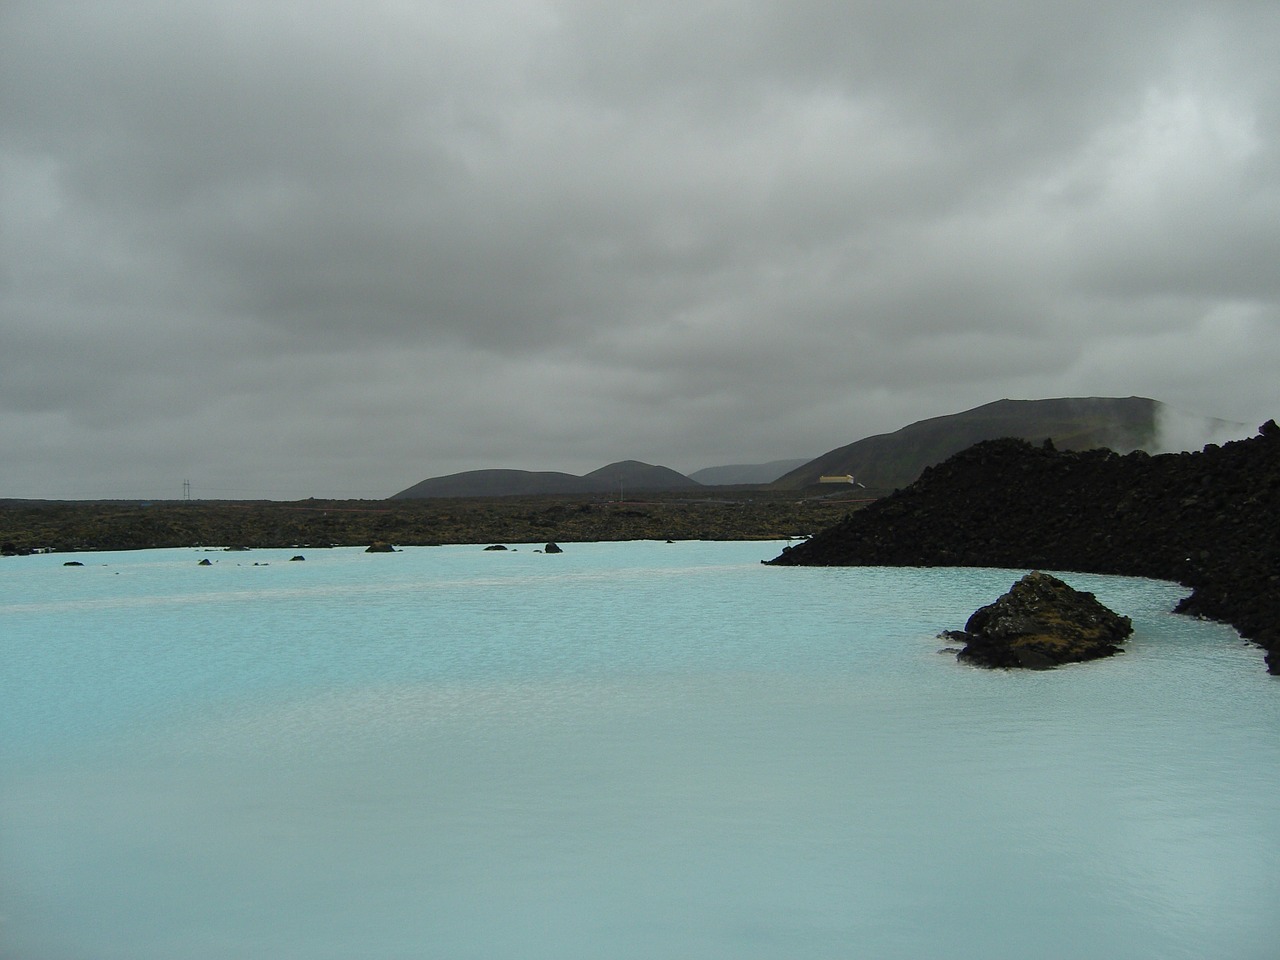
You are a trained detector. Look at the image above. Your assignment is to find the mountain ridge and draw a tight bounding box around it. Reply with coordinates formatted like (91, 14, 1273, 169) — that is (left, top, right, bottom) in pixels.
(390, 460, 700, 499)
(389, 397, 1247, 499)
(688, 459, 811, 486)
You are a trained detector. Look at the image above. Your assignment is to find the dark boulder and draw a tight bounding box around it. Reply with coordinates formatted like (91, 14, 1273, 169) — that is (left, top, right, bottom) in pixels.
(63, 560, 84, 567)
(289, 555, 305, 561)
(544, 542, 563, 554)
(483, 544, 508, 551)
(944, 571, 1132, 669)
(365, 541, 395, 553)
(197, 558, 212, 566)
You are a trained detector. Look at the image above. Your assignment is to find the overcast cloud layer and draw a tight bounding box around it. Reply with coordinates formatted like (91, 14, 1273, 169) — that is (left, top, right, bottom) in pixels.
(3, 1, 1278, 499)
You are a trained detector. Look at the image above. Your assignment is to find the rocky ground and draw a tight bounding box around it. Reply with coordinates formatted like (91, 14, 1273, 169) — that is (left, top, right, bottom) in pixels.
(769, 422, 1280, 674)
(0, 489, 870, 555)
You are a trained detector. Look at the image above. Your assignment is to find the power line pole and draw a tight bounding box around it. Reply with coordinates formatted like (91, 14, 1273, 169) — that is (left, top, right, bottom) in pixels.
(183, 479, 191, 501)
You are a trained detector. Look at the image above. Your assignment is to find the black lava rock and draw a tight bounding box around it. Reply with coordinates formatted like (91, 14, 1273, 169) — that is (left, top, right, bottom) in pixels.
(944, 572, 1132, 669)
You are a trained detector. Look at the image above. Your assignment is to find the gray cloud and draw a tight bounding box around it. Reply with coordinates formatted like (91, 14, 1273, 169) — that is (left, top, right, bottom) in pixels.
(3, 0, 1278, 499)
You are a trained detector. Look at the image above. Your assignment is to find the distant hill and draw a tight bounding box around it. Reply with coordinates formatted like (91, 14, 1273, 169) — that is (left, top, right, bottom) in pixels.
(390, 469, 596, 499)
(580, 460, 702, 494)
(390, 460, 700, 499)
(688, 459, 811, 486)
(774, 397, 1243, 491)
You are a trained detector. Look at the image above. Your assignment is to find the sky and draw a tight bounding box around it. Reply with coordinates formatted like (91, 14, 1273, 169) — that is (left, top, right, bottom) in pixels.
(3, 1, 1279, 500)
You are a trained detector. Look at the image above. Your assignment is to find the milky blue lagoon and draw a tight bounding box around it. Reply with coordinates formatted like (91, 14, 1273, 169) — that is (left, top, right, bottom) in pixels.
(3, 541, 1278, 959)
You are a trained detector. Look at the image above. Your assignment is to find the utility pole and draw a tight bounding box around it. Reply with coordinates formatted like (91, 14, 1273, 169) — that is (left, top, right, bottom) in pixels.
(183, 479, 191, 501)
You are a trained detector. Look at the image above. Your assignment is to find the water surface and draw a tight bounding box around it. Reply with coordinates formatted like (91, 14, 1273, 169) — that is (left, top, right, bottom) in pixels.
(2, 542, 1277, 958)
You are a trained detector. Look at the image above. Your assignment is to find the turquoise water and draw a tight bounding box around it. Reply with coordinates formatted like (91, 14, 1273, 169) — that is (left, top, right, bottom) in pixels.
(2, 541, 1278, 959)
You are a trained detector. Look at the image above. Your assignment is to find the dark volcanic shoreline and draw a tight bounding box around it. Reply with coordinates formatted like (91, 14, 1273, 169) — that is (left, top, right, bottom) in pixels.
(768, 422, 1280, 674)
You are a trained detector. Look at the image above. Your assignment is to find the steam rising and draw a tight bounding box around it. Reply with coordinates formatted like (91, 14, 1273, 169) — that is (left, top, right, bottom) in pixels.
(1153, 403, 1254, 454)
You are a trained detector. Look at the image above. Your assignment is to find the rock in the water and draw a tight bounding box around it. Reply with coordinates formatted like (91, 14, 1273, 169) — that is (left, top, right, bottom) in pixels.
(544, 542, 563, 554)
(945, 571, 1132, 669)
(484, 544, 508, 551)
(365, 541, 395, 553)
(289, 555, 305, 561)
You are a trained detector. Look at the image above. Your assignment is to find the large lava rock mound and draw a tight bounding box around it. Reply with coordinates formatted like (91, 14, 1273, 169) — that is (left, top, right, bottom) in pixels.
(770, 422, 1280, 674)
